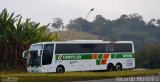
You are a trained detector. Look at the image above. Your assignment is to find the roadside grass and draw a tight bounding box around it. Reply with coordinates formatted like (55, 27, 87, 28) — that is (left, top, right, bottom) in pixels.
(1, 69, 160, 82)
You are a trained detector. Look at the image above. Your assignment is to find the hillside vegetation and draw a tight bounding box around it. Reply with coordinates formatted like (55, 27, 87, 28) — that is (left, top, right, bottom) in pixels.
(67, 14, 160, 49)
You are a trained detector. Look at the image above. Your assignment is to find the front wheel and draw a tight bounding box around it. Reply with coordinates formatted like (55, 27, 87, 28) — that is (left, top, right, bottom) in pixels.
(56, 66, 65, 73)
(107, 63, 114, 71)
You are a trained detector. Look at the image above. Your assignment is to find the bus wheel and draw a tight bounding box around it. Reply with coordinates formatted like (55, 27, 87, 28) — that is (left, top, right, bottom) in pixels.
(56, 65, 65, 73)
(107, 63, 114, 71)
(115, 63, 122, 71)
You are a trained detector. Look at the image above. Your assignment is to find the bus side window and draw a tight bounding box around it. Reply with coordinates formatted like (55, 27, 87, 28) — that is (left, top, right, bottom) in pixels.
(80, 44, 95, 53)
(114, 43, 132, 52)
(80, 44, 106, 53)
(105, 44, 114, 53)
(94, 44, 106, 53)
(56, 44, 80, 54)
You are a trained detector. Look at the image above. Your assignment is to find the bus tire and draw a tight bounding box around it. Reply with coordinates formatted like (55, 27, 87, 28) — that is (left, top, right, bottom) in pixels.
(115, 63, 122, 71)
(107, 63, 114, 71)
(56, 65, 65, 73)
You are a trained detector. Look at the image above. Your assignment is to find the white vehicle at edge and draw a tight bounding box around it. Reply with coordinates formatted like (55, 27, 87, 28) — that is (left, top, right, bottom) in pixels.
(22, 40, 135, 73)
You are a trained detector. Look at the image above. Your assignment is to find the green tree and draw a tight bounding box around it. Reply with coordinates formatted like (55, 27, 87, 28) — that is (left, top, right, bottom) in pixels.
(156, 19, 160, 27)
(91, 15, 111, 36)
(0, 9, 58, 71)
(66, 17, 90, 32)
(52, 18, 64, 31)
(67, 13, 160, 50)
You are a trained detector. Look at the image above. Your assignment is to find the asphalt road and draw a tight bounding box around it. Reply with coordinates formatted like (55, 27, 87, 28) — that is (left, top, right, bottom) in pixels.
(74, 75, 160, 82)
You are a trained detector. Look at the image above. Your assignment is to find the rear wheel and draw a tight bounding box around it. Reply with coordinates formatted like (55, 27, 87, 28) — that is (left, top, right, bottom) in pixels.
(115, 63, 122, 71)
(56, 66, 65, 73)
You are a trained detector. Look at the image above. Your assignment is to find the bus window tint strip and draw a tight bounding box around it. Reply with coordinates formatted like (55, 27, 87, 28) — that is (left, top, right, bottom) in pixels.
(55, 44, 106, 54)
(114, 43, 132, 52)
(55, 43, 133, 54)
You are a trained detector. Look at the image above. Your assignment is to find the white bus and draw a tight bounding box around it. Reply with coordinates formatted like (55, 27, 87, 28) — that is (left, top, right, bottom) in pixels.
(23, 40, 135, 73)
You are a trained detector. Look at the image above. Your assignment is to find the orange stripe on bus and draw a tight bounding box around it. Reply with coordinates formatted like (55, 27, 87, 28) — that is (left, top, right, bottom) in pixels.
(92, 53, 98, 59)
(101, 59, 107, 64)
(103, 53, 109, 60)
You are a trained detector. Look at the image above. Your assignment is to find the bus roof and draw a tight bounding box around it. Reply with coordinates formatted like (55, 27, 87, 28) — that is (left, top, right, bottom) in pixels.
(32, 40, 134, 45)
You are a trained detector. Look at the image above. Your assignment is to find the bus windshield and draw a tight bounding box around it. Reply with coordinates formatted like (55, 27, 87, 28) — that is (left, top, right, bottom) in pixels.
(28, 51, 41, 67)
(28, 44, 43, 67)
(29, 44, 43, 51)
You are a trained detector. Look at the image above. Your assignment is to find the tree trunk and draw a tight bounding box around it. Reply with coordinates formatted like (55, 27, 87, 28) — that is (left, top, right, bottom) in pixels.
(3, 42, 7, 68)
(0, 42, 2, 64)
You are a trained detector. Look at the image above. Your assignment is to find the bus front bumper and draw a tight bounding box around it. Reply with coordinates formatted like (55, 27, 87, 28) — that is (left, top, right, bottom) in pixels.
(27, 67, 42, 73)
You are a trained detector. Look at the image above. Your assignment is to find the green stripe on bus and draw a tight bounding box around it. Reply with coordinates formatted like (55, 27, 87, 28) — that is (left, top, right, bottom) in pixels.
(111, 53, 133, 59)
(96, 60, 101, 65)
(81, 54, 92, 59)
(98, 54, 103, 59)
(56, 54, 92, 60)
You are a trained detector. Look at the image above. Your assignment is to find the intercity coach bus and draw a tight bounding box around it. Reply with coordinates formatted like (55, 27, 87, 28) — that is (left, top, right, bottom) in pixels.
(22, 40, 135, 73)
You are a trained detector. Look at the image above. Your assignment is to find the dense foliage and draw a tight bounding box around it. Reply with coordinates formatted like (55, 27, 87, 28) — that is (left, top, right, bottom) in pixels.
(66, 14, 160, 49)
(136, 44, 160, 68)
(0, 9, 58, 71)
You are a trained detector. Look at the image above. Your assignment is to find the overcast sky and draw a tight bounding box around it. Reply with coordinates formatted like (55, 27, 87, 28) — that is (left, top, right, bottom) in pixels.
(1, 0, 160, 25)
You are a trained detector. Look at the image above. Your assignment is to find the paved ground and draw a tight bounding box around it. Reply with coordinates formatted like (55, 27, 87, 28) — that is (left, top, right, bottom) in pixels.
(74, 79, 115, 82)
(73, 75, 160, 82)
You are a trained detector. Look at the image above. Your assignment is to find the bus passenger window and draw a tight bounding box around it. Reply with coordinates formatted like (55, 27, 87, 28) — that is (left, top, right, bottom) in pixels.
(114, 43, 132, 52)
(105, 44, 114, 53)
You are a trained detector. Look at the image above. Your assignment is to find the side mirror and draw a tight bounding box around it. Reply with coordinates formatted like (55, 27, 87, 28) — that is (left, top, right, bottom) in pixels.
(22, 50, 30, 58)
(38, 49, 43, 56)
